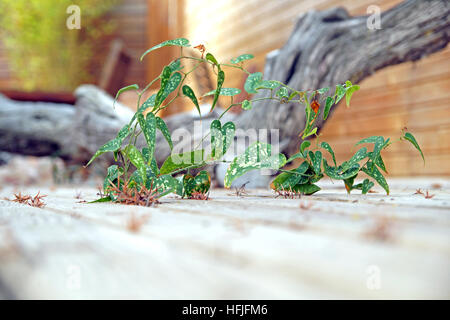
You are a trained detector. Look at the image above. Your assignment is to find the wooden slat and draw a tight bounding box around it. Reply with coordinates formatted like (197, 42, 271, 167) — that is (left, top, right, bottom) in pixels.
(0, 181, 449, 299)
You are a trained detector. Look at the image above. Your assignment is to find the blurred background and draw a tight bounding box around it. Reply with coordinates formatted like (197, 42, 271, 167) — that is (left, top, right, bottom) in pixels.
(0, 0, 448, 186)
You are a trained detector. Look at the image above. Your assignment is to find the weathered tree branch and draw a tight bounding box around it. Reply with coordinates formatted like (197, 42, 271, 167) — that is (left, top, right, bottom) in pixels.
(236, 0, 450, 154)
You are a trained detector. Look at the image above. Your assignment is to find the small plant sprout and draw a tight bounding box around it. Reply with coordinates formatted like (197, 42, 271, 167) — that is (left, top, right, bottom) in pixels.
(85, 38, 425, 205)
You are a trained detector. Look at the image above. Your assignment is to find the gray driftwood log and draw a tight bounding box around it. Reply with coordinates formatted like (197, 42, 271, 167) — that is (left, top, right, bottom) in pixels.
(0, 0, 449, 186)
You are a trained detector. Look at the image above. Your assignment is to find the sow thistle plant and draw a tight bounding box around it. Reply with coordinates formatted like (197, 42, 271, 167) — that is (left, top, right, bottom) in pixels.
(85, 38, 424, 204)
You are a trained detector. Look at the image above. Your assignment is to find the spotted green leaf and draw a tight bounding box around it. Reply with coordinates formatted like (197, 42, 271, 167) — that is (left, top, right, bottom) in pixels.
(291, 183, 321, 195)
(142, 147, 160, 174)
(140, 38, 190, 61)
(320, 142, 336, 166)
(276, 87, 289, 99)
(403, 132, 425, 164)
(123, 145, 147, 186)
(210, 120, 235, 160)
(341, 147, 367, 173)
(168, 59, 183, 72)
(154, 66, 173, 108)
(182, 85, 201, 116)
(361, 179, 375, 194)
(244, 72, 263, 94)
(323, 96, 334, 120)
(224, 142, 286, 188)
(203, 88, 241, 97)
(160, 150, 206, 175)
(230, 53, 254, 64)
(183, 171, 211, 197)
(368, 152, 388, 173)
(103, 165, 120, 192)
(206, 53, 219, 66)
(300, 141, 311, 156)
(130, 94, 156, 125)
(345, 84, 360, 107)
(85, 124, 130, 167)
(311, 150, 322, 175)
(317, 87, 330, 95)
(161, 72, 182, 102)
(153, 174, 183, 196)
(362, 162, 389, 195)
(89, 196, 112, 203)
(256, 80, 279, 90)
(335, 84, 346, 103)
(242, 99, 252, 110)
(211, 70, 225, 112)
(355, 136, 384, 162)
(137, 113, 156, 163)
(156, 116, 173, 150)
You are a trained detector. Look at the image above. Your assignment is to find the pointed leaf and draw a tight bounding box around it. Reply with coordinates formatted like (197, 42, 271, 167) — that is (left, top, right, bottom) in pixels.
(323, 96, 334, 120)
(140, 38, 190, 61)
(321, 142, 336, 166)
(156, 116, 173, 150)
(403, 132, 425, 164)
(168, 59, 182, 72)
(362, 179, 375, 194)
(334, 84, 346, 103)
(230, 53, 254, 64)
(205, 53, 219, 66)
(123, 145, 147, 186)
(137, 113, 156, 162)
(210, 120, 222, 159)
(303, 127, 317, 138)
(89, 196, 112, 203)
(341, 147, 367, 173)
(312, 151, 322, 175)
(290, 183, 321, 195)
(211, 70, 225, 112)
(345, 84, 360, 107)
(154, 66, 173, 107)
(362, 162, 389, 195)
(203, 88, 241, 97)
(300, 141, 311, 156)
(114, 84, 139, 107)
(222, 121, 236, 156)
(130, 94, 156, 125)
(182, 85, 201, 116)
(161, 72, 182, 101)
(255, 80, 279, 90)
